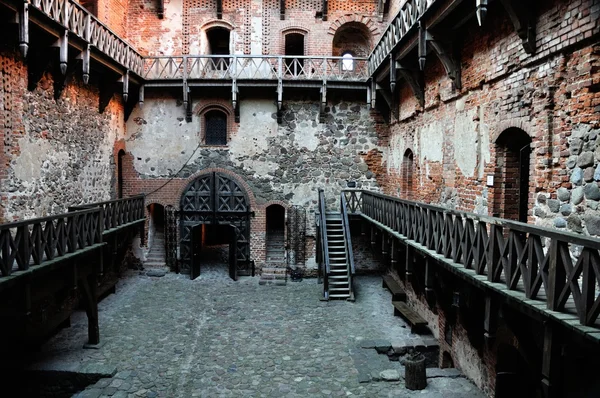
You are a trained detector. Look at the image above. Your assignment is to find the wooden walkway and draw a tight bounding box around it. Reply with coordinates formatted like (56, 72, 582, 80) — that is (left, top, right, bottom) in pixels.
(0, 196, 145, 349)
(343, 190, 600, 344)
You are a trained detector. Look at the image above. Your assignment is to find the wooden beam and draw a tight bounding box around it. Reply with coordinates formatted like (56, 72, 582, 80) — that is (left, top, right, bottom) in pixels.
(541, 322, 561, 398)
(484, 294, 497, 346)
(157, 0, 164, 19)
(18, 3, 28, 59)
(80, 272, 99, 345)
(499, 0, 536, 54)
(476, 0, 488, 26)
(216, 0, 222, 19)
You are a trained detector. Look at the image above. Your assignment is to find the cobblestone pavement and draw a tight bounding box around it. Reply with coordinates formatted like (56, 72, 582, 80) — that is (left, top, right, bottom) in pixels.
(35, 263, 485, 398)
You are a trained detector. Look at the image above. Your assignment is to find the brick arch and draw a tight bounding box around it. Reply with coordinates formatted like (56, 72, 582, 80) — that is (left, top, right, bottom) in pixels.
(327, 14, 380, 38)
(174, 167, 257, 211)
(490, 118, 534, 143)
(263, 200, 291, 211)
(280, 27, 309, 55)
(201, 19, 236, 32)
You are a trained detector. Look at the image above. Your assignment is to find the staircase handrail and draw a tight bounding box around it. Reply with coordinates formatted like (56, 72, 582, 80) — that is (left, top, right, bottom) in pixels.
(340, 192, 355, 277)
(318, 189, 331, 275)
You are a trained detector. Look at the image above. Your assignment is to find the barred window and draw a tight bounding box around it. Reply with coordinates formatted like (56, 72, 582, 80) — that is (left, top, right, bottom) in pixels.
(204, 110, 227, 145)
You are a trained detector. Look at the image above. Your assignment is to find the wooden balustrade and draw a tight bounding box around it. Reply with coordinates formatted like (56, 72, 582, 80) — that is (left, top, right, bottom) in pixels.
(0, 208, 103, 278)
(70, 195, 145, 232)
(344, 190, 600, 328)
(144, 55, 369, 82)
(368, 0, 435, 75)
(27, 0, 144, 76)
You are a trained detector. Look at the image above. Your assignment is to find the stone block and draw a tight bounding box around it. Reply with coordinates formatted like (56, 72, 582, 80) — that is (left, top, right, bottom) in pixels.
(557, 188, 571, 202)
(584, 183, 600, 201)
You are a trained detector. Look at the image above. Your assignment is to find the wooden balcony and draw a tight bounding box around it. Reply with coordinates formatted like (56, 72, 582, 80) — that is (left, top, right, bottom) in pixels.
(143, 55, 369, 88)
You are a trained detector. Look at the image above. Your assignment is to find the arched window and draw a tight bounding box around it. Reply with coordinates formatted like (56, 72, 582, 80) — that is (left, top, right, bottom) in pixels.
(204, 110, 228, 145)
(342, 52, 354, 71)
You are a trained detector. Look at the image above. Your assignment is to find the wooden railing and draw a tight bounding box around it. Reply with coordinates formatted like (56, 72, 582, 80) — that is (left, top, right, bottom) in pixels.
(368, 0, 435, 74)
(345, 190, 600, 327)
(70, 195, 145, 232)
(27, 0, 144, 76)
(144, 55, 369, 82)
(0, 208, 103, 277)
(340, 192, 355, 296)
(317, 189, 330, 298)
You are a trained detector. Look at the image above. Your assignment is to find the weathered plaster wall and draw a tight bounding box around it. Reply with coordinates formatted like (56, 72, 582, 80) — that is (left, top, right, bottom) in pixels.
(0, 51, 125, 221)
(124, 92, 386, 267)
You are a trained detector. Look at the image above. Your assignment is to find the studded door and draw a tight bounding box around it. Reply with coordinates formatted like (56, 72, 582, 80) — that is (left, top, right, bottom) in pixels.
(180, 172, 251, 274)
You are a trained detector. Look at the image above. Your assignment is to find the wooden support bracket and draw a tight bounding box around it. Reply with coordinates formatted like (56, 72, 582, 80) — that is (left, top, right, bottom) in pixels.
(232, 81, 239, 123)
(499, 0, 536, 54)
(428, 35, 461, 90)
(216, 0, 223, 19)
(425, 257, 436, 306)
(18, 3, 29, 59)
(121, 70, 130, 103)
(483, 295, 497, 346)
(377, 0, 387, 22)
(280, 0, 285, 20)
(80, 273, 99, 346)
(322, 0, 328, 21)
(319, 80, 327, 123)
(389, 55, 397, 93)
(541, 322, 561, 398)
(476, 0, 488, 26)
(99, 76, 116, 113)
(76, 44, 91, 84)
(158, 0, 165, 19)
(276, 78, 283, 123)
(419, 23, 461, 90)
(27, 47, 50, 91)
(139, 85, 145, 107)
(405, 245, 414, 278)
(397, 63, 425, 108)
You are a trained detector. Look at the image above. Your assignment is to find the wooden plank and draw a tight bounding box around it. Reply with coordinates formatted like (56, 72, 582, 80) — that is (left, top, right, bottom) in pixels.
(382, 275, 406, 301)
(392, 301, 428, 334)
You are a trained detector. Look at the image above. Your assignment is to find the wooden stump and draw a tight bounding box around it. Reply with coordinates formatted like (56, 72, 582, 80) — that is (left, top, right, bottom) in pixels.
(405, 353, 427, 390)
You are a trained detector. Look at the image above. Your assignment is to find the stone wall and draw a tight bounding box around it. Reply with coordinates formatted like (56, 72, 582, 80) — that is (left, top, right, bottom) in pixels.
(379, 0, 600, 237)
(123, 91, 386, 267)
(0, 50, 125, 221)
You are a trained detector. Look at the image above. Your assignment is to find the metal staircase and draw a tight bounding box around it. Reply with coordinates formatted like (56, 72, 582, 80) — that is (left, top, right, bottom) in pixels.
(317, 189, 355, 301)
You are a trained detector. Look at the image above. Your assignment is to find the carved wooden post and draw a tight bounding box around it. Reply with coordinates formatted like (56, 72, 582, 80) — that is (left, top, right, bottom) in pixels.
(425, 257, 435, 305)
(405, 244, 414, 279)
(484, 295, 497, 346)
(381, 233, 390, 266)
(80, 271, 99, 346)
(18, 3, 29, 59)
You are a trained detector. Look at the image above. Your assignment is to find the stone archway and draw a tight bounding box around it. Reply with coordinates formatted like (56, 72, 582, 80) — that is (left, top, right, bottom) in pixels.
(179, 171, 252, 275)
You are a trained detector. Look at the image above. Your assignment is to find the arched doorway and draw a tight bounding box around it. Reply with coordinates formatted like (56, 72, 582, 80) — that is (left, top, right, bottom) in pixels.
(206, 27, 230, 70)
(117, 150, 125, 199)
(266, 205, 286, 267)
(180, 172, 251, 279)
(284, 33, 305, 76)
(494, 128, 532, 222)
(402, 149, 414, 200)
(495, 344, 538, 398)
(146, 203, 166, 268)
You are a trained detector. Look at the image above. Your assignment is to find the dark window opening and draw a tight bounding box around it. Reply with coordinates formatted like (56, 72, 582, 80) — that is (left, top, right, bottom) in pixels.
(205, 110, 227, 145)
(207, 28, 230, 70)
(285, 33, 305, 76)
(266, 204, 285, 235)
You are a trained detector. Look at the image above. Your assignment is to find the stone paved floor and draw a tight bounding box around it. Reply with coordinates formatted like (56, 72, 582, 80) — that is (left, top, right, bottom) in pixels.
(34, 263, 485, 398)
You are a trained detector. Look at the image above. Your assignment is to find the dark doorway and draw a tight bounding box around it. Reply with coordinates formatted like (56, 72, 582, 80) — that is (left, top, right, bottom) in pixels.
(495, 344, 538, 398)
(180, 172, 251, 274)
(402, 149, 414, 200)
(284, 33, 305, 76)
(266, 205, 286, 267)
(494, 128, 532, 222)
(117, 150, 125, 199)
(190, 224, 238, 280)
(207, 27, 230, 70)
(147, 204, 166, 264)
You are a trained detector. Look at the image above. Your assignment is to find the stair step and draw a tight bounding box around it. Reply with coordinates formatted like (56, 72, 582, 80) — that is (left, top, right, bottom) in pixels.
(329, 294, 350, 298)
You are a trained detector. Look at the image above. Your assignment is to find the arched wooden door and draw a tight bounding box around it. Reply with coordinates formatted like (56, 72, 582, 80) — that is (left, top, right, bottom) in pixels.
(180, 172, 251, 277)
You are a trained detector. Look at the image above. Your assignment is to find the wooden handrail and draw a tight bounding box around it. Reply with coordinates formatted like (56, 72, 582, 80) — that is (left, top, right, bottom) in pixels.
(340, 192, 355, 299)
(0, 208, 103, 277)
(344, 189, 600, 327)
(70, 195, 145, 232)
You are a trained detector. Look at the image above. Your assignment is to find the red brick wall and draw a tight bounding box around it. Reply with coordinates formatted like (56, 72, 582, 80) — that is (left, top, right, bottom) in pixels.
(380, 0, 600, 224)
